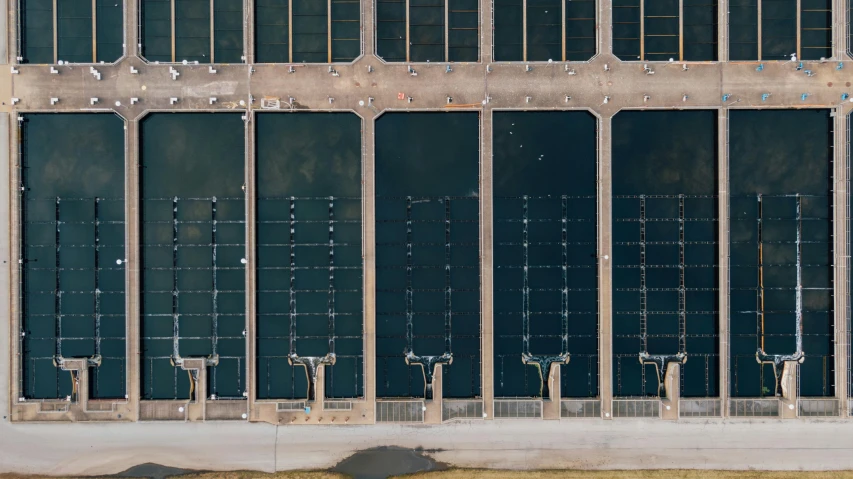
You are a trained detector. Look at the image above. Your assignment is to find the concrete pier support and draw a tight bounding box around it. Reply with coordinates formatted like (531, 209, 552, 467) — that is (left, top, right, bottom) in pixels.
(543, 364, 562, 419)
(126, 118, 141, 421)
(181, 359, 208, 421)
(480, 107, 494, 420)
(660, 362, 681, 421)
(598, 0, 612, 55)
(718, 108, 729, 416)
(834, 107, 849, 416)
(779, 361, 799, 418)
(480, 0, 492, 61)
(52, 0, 57, 63)
(125, 0, 139, 56)
(244, 0, 254, 61)
(598, 114, 613, 419)
(8, 114, 20, 419)
(661, 363, 680, 419)
(835, 0, 849, 59)
(362, 112, 377, 422)
(0, 113, 9, 421)
(424, 365, 444, 423)
(717, 0, 727, 60)
(245, 112, 257, 417)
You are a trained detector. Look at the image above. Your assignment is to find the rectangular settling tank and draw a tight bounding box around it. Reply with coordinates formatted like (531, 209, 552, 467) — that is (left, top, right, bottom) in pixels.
(729, 109, 834, 398)
(493, 0, 596, 61)
(375, 112, 481, 399)
(492, 111, 599, 399)
(255, 112, 363, 400)
(376, 0, 479, 62)
(142, 0, 244, 63)
(729, 0, 831, 60)
(255, 0, 360, 62)
(140, 113, 246, 400)
(612, 0, 718, 61)
(21, 0, 123, 63)
(19, 113, 126, 400)
(612, 110, 719, 398)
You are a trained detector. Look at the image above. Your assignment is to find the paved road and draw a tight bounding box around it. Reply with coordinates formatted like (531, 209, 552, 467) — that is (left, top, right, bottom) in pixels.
(4, 419, 853, 475)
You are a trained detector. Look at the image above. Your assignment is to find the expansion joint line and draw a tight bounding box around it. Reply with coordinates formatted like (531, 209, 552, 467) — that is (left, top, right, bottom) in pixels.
(405, 196, 414, 353)
(94, 197, 102, 359)
(444, 196, 452, 355)
(522, 195, 531, 356)
(171, 197, 180, 363)
(328, 196, 336, 356)
(757, 194, 765, 352)
(639, 195, 647, 388)
(289, 198, 297, 356)
(756, 194, 806, 396)
(795, 194, 803, 354)
(639, 195, 647, 350)
(561, 196, 569, 354)
(678, 194, 686, 354)
(211, 196, 219, 388)
(54, 197, 62, 361)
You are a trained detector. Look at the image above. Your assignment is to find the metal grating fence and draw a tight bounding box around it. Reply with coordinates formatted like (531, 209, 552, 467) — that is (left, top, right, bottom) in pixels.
(493, 399, 542, 418)
(611, 399, 661, 418)
(442, 400, 483, 420)
(729, 398, 780, 417)
(276, 401, 307, 411)
(679, 398, 722, 417)
(560, 399, 601, 418)
(376, 401, 425, 422)
(324, 400, 353, 410)
(798, 398, 839, 417)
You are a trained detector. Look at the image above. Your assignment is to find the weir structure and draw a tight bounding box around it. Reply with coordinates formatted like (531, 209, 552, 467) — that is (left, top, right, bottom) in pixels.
(2, 0, 852, 424)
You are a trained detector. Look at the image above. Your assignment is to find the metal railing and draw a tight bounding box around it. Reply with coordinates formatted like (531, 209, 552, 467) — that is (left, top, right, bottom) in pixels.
(493, 399, 542, 418)
(679, 398, 722, 417)
(798, 398, 839, 417)
(560, 399, 601, 418)
(276, 401, 307, 411)
(324, 401, 353, 411)
(376, 400, 425, 422)
(611, 399, 661, 418)
(729, 398, 780, 417)
(442, 400, 484, 420)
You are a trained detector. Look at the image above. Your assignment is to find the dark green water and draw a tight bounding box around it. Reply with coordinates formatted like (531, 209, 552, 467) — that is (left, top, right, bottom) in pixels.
(376, 0, 479, 62)
(255, 112, 363, 400)
(493, 111, 598, 398)
(729, 109, 833, 398)
(375, 112, 480, 398)
(612, 0, 717, 61)
(494, 0, 597, 61)
(140, 113, 246, 400)
(141, 0, 244, 63)
(729, 0, 831, 60)
(21, 0, 123, 63)
(255, 0, 360, 62)
(20, 113, 126, 400)
(612, 110, 719, 398)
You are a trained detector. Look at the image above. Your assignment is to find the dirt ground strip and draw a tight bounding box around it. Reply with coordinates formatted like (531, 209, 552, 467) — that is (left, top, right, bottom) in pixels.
(8, 470, 853, 479)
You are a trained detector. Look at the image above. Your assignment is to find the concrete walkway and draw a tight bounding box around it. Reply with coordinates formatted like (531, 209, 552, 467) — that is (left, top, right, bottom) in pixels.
(5, 419, 853, 475)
